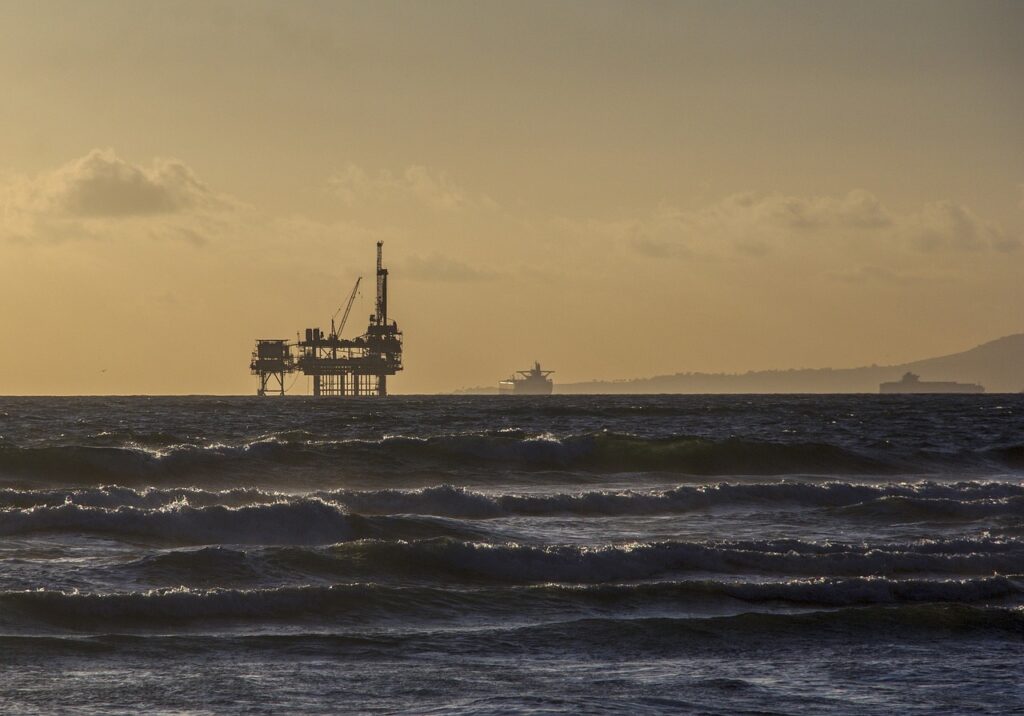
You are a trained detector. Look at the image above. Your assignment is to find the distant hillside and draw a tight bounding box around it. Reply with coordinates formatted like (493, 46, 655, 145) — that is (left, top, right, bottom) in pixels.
(508, 334, 1024, 395)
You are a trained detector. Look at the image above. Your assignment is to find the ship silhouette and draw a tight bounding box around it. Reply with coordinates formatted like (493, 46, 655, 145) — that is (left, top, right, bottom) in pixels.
(879, 372, 984, 394)
(499, 361, 554, 395)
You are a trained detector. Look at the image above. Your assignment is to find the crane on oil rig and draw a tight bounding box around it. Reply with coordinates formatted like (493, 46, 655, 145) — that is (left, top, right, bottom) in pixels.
(330, 276, 362, 340)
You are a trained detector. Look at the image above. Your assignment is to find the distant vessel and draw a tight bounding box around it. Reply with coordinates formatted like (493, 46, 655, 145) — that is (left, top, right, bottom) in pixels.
(879, 372, 984, 394)
(499, 362, 554, 395)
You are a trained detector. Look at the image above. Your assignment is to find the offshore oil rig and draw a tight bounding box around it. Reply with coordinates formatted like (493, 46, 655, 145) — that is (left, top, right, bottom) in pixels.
(250, 242, 403, 396)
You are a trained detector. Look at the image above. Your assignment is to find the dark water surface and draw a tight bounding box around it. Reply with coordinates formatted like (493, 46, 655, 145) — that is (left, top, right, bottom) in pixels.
(1, 395, 1022, 714)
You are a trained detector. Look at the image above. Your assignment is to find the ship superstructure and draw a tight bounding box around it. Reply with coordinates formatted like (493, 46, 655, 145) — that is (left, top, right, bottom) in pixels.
(499, 361, 554, 395)
(250, 242, 403, 396)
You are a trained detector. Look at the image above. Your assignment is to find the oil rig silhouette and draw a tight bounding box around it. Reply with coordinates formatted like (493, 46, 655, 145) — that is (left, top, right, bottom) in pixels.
(250, 242, 403, 396)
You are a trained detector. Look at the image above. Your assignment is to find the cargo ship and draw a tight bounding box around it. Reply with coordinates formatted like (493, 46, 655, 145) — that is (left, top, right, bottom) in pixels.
(499, 362, 554, 395)
(879, 372, 984, 394)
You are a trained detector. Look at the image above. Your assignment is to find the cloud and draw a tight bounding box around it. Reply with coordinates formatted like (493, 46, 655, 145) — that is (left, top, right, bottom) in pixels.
(556, 190, 895, 261)
(707, 190, 893, 231)
(826, 265, 944, 284)
(631, 235, 689, 259)
(16, 149, 214, 217)
(905, 201, 1019, 253)
(701, 192, 1018, 253)
(829, 265, 900, 283)
(563, 190, 1013, 261)
(554, 210, 700, 259)
(1, 149, 231, 244)
(329, 164, 497, 212)
(401, 253, 499, 282)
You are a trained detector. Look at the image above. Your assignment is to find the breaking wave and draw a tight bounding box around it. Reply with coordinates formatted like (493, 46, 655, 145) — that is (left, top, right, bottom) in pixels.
(0, 500, 482, 545)
(327, 482, 1024, 519)
(504, 606, 1024, 647)
(5, 481, 1023, 519)
(125, 536, 1024, 585)
(837, 495, 1024, 521)
(314, 538, 1024, 582)
(2, 576, 1020, 629)
(0, 485, 279, 510)
(0, 431, 983, 483)
(3, 604, 1022, 658)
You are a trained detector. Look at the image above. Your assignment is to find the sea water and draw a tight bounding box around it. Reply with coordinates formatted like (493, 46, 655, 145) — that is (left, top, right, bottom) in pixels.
(0, 395, 1022, 714)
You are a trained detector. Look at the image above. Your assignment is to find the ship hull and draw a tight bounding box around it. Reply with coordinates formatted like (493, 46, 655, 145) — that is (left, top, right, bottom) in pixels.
(498, 379, 553, 395)
(880, 382, 984, 394)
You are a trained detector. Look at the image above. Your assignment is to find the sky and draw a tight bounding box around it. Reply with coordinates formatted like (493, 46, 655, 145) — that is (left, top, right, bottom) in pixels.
(0, 0, 1021, 394)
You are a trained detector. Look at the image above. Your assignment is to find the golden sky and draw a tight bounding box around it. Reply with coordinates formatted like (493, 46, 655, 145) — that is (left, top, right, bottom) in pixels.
(1, 1, 1022, 394)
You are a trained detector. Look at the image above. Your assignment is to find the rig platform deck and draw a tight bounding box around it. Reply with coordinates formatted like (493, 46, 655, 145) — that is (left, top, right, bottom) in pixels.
(250, 242, 403, 396)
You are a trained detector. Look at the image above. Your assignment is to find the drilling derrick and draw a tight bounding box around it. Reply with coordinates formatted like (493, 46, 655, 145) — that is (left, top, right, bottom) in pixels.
(249, 242, 403, 396)
(364, 240, 402, 396)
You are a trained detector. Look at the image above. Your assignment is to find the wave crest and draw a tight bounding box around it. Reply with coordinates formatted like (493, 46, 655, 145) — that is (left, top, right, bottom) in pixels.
(0, 432, 911, 482)
(0, 500, 479, 545)
(6, 481, 1023, 518)
(2, 576, 1020, 629)
(129, 537, 1024, 585)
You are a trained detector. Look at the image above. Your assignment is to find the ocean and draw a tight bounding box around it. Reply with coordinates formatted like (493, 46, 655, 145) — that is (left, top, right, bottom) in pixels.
(0, 395, 1022, 714)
